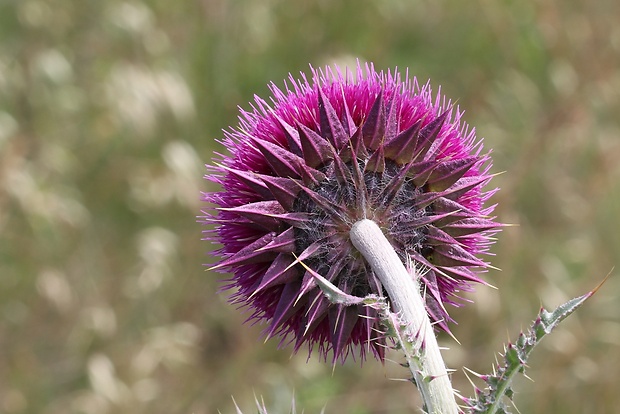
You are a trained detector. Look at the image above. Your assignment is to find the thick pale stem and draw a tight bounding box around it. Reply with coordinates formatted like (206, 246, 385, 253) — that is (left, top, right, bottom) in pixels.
(350, 219, 458, 414)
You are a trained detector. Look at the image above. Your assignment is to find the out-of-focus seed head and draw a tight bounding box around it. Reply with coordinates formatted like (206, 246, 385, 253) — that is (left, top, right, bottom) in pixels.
(201, 63, 500, 362)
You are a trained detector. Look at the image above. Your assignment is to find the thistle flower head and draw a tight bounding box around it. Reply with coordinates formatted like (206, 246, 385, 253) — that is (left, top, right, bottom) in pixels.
(201, 63, 500, 362)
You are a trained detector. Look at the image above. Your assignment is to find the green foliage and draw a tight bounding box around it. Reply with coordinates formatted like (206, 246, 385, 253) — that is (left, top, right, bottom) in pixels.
(466, 287, 598, 414)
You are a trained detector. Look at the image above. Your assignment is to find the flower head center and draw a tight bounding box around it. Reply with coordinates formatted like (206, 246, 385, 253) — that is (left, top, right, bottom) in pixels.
(293, 156, 433, 295)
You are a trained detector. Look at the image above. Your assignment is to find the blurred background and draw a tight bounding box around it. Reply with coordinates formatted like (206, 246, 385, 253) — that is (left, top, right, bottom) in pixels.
(1, 0, 619, 413)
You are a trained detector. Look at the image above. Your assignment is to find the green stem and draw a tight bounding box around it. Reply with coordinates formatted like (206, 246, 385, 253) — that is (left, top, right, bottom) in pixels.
(350, 219, 458, 414)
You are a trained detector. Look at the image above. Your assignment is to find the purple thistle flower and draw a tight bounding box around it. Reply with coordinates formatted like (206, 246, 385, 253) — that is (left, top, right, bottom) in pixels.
(201, 62, 500, 363)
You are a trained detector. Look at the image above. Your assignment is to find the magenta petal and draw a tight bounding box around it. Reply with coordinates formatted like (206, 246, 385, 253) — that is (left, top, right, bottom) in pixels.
(443, 175, 491, 201)
(384, 94, 400, 143)
(409, 159, 441, 188)
(219, 200, 286, 230)
(254, 253, 299, 293)
(361, 91, 385, 150)
(213, 231, 277, 269)
(259, 227, 297, 253)
(437, 265, 487, 284)
(204, 62, 500, 363)
(294, 291, 330, 350)
(365, 144, 385, 173)
(296, 161, 327, 186)
(219, 166, 271, 199)
(347, 126, 367, 159)
(359, 305, 385, 361)
(339, 87, 357, 137)
(259, 174, 301, 210)
(267, 281, 305, 338)
(267, 212, 311, 227)
(444, 217, 500, 237)
(425, 226, 460, 246)
(298, 123, 334, 168)
(383, 119, 423, 164)
(253, 138, 304, 178)
(318, 88, 348, 149)
(427, 156, 480, 192)
(330, 147, 352, 183)
(398, 212, 462, 231)
(433, 243, 487, 268)
(329, 304, 359, 362)
(416, 109, 449, 160)
(273, 114, 303, 156)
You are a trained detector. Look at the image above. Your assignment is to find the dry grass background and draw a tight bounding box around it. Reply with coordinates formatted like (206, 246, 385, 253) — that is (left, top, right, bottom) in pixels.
(1, 0, 619, 413)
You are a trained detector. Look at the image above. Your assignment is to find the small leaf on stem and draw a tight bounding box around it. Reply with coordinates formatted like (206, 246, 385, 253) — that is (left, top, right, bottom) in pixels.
(465, 271, 612, 414)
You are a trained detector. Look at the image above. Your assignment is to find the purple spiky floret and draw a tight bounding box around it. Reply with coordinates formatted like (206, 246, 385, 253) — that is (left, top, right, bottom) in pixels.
(201, 63, 500, 363)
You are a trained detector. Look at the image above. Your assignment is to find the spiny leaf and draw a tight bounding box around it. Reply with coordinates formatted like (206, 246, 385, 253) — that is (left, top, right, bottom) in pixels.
(465, 273, 610, 414)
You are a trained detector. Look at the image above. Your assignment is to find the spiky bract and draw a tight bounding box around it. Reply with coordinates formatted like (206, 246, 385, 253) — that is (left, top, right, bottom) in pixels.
(201, 63, 499, 362)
